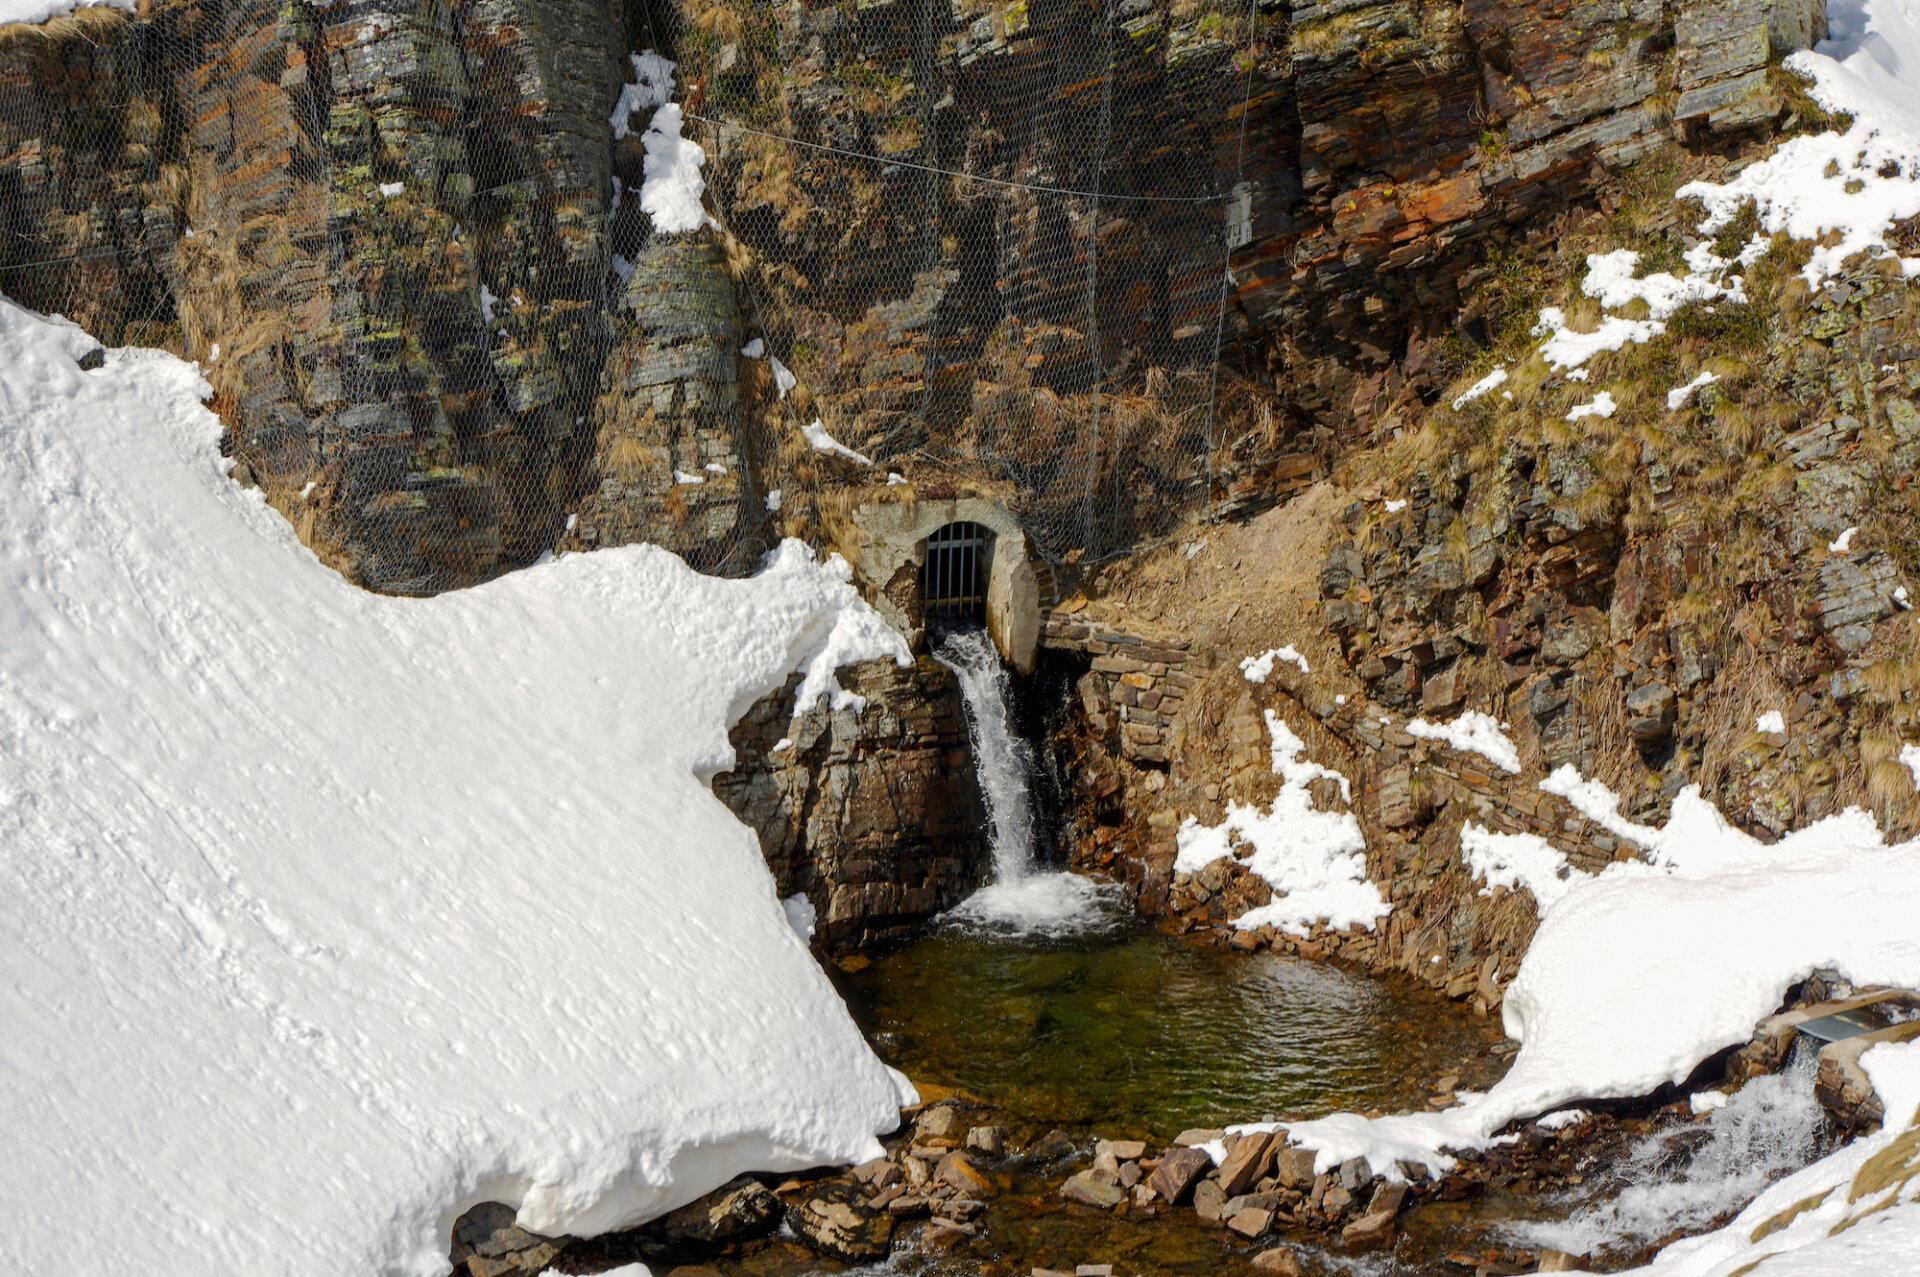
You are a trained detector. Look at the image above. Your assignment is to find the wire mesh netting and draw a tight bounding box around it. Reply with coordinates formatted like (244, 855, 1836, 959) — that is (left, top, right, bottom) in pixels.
(0, 0, 1269, 595)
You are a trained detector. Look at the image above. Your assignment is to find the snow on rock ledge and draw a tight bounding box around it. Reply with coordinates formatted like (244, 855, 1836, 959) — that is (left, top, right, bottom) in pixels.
(0, 296, 913, 1277)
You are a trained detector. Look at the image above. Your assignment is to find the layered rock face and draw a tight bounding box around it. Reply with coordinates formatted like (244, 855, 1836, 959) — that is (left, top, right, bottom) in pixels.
(685, 0, 1829, 536)
(1039, 192, 1920, 1007)
(1, 0, 1832, 580)
(714, 657, 991, 947)
(0, 0, 753, 592)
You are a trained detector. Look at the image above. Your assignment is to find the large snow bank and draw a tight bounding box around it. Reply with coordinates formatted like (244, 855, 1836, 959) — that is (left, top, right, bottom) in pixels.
(1679, 0, 1920, 283)
(0, 296, 914, 1277)
(1175, 711, 1389, 937)
(1241, 770, 1920, 1180)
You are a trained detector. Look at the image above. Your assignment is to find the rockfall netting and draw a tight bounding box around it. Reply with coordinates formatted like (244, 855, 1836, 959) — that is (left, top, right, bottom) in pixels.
(0, 0, 1266, 593)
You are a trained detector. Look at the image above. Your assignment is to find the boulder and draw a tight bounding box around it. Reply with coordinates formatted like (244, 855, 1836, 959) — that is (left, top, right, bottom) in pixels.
(1193, 1177, 1229, 1221)
(1218, 1131, 1276, 1195)
(915, 1103, 969, 1143)
(1341, 1207, 1397, 1252)
(788, 1182, 894, 1261)
(1251, 1246, 1306, 1276)
(1059, 1173, 1127, 1210)
(654, 1174, 780, 1242)
(1273, 1145, 1318, 1189)
(937, 1151, 994, 1197)
(1226, 1206, 1274, 1238)
(1150, 1146, 1213, 1203)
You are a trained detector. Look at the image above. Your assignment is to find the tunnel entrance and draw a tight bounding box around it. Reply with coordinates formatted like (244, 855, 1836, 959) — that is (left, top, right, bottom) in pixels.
(921, 521, 990, 634)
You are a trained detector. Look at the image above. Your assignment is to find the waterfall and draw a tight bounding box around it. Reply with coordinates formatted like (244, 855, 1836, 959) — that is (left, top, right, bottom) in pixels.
(1512, 1041, 1831, 1260)
(935, 628, 1037, 882)
(934, 628, 1114, 933)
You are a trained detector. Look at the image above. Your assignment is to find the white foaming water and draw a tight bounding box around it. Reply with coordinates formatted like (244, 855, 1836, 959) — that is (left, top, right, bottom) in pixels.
(936, 628, 1037, 874)
(1512, 1044, 1828, 1260)
(936, 629, 1114, 934)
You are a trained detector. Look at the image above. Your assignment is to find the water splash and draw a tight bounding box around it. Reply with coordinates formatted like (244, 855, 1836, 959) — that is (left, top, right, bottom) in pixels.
(935, 629, 1114, 934)
(1510, 1042, 1830, 1260)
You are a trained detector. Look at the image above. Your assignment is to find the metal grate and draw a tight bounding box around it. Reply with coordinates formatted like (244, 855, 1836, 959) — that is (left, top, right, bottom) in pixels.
(921, 521, 989, 634)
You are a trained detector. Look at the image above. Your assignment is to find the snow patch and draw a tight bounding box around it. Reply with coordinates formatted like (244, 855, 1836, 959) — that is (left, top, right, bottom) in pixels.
(770, 355, 797, 400)
(1406, 711, 1522, 773)
(1240, 764, 1920, 1182)
(1668, 370, 1721, 410)
(638, 103, 714, 235)
(0, 295, 915, 1277)
(1566, 391, 1617, 421)
(1535, 307, 1665, 370)
(0, 0, 132, 22)
(609, 50, 677, 141)
(1756, 710, 1787, 734)
(1460, 823, 1590, 918)
(801, 419, 873, 466)
(1451, 367, 1509, 410)
(740, 337, 765, 359)
(1677, 5, 1920, 287)
(1241, 645, 1309, 682)
(1175, 711, 1388, 938)
(1829, 525, 1858, 553)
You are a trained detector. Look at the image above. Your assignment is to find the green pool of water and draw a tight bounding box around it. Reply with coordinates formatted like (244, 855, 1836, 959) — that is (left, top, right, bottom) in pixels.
(831, 904, 1511, 1141)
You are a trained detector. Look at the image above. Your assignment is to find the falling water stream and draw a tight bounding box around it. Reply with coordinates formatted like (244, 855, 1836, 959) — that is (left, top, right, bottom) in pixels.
(934, 628, 1113, 931)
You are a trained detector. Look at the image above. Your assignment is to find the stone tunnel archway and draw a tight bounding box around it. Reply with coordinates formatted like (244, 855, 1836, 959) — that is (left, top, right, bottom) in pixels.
(851, 497, 1041, 674)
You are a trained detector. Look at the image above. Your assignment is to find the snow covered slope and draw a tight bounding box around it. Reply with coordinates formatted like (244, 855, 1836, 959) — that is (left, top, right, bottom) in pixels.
(0, 296, 914, 1277)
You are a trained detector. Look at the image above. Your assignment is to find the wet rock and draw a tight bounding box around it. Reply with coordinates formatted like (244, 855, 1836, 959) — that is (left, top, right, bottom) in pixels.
(915, 1103, 969, 1144)
(1224, 1191, 1283, 1216)
(921, 1219, 975, 1248)
(1341, 1207, 1397, 1252)
(1151, 1145, 1213, 1203)
(1251, 1246, 1306, 1276)
(1060, 1172, 1127, 1209)
(937, 1151, 994, 1197)
(1193, 1177, 1229, 1221)
(788, 1182, 894, 1261)
(942, 1198, 987, 1222)
(1226, 1205, 1274, 1238)
(1098, 1138, 1147, 1161)
(1538, 1251, 1588, 1271)
(1088, 1146, 1124, 1185)
(966, 1125, 1009, 1156)
(1028, 1130, 1077, 1160)
(1342, 1181, 1409, 1251)
(654, 1174, 779, 1242)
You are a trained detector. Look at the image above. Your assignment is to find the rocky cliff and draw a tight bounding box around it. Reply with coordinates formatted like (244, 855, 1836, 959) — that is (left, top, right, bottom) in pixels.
(8, 0, 1901, 956)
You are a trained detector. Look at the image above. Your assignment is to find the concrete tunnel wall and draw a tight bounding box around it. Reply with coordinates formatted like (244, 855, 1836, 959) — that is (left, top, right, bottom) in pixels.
(849, 498, 1041, 674)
